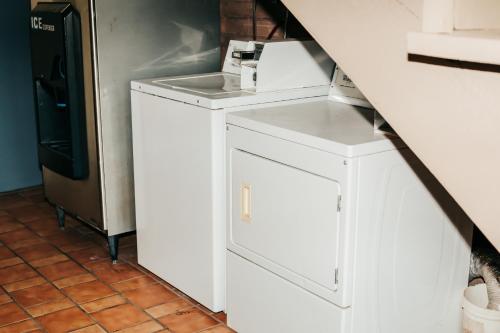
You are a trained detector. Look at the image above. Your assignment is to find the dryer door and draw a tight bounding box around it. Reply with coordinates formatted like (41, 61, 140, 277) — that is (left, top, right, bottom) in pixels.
(230, 149, 342, 299)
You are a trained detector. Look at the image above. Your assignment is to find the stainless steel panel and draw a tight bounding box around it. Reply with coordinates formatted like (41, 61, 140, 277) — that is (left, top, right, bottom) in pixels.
(32, 0, 104, 229)
(94, 0, 221, 235)
(33, 0, 220, 235)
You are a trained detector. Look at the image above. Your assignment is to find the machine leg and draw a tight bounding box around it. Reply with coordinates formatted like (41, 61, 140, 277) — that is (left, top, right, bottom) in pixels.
(56, 206, 65, 230)
(108, 235, 119, 264)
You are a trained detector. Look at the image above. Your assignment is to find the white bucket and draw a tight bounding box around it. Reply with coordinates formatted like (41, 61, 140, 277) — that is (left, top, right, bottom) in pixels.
(463, 284, 500, 333)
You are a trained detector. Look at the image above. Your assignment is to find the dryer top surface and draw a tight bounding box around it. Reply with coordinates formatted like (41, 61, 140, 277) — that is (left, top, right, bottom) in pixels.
(227, 100, 406, 157)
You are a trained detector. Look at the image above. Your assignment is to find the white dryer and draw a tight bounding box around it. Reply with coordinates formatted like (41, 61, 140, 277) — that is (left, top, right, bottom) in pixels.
(225, 67, 473, 332)
(130, 40, 334, 311)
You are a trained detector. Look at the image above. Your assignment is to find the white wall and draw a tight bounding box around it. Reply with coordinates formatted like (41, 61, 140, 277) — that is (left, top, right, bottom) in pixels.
(455, 0, 500, 30)
(281, 0, 500, 249)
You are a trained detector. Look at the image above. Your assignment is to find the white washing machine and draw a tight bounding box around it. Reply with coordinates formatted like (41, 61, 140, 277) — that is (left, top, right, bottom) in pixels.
(225, 67, 473, 332)
(130, 40, 335, 311)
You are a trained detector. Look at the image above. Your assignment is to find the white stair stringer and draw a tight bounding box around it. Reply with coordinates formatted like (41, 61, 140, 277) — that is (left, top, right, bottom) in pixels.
(281, 0, 500, 250)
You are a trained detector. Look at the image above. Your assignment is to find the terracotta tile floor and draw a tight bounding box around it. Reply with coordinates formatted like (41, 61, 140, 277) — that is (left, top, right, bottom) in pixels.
(0, 188, 233, 333)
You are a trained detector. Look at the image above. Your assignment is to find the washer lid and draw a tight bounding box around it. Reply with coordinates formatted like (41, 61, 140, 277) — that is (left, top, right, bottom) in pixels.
(154, 73, 242, 96)
(131, 72, 330, 110)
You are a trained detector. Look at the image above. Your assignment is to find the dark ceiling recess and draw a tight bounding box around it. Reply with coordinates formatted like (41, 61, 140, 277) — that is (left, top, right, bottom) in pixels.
(220, 0, 311, 60)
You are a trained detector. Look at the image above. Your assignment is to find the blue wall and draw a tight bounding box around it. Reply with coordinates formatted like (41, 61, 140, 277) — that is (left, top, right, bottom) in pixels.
(0, 1, 42, 192)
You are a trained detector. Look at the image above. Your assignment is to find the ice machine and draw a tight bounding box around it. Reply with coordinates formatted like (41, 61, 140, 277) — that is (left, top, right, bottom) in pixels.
(30, 0, 221, 261)
(31, 3, 87, 180)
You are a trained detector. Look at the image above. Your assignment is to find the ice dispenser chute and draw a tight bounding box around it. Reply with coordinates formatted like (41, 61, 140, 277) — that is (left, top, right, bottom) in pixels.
(30, 2, 88, 180)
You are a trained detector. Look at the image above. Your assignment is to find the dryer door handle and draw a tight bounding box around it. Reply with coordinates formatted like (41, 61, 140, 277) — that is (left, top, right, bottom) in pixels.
(241, 184, 252, 223)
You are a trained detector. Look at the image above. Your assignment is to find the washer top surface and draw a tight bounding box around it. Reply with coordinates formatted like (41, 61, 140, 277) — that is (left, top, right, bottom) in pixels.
(131, 72, 330, 110)
(227, 99, 406, 157)
(154, 73, 243, 96)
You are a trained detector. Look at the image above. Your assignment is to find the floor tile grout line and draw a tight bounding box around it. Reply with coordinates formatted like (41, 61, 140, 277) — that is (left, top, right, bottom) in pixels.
(19, 214, 167, 332)
(0, 253, 47, 331)
(101, 254, 231, 331)
(110, 261, 217, 326)
(28, 238, 155, 333)
(195, 304, 227, 326)
(18, 232, 125, 332)
(0, 190, 231, 332)
(87, 267, 176, 332)
(0, 319, 44, 333)
(0, 193, 53, 332)
(198, 323, 228, 333)
(19, 262, 98, 331)
(2, 200, 165, 333)
(0, 192, 109, 332)
(115, 256, 230, 330)
(2, 251, 83, 332)
(74, 259, 164, 322)
(115, 238, 230, 327)
(1, 196, 99, 332)
(90, 255, 216, 327)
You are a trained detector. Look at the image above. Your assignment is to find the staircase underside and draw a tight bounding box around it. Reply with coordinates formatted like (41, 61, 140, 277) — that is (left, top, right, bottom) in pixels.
(281, 0, 500, 250)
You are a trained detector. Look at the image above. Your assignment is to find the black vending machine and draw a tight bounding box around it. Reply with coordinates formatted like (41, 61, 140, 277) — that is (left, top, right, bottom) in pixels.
(30, 3, 88, 180)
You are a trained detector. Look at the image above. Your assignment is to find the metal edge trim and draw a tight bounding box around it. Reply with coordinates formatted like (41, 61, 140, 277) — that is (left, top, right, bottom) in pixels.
(88, 0, 108, 231)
